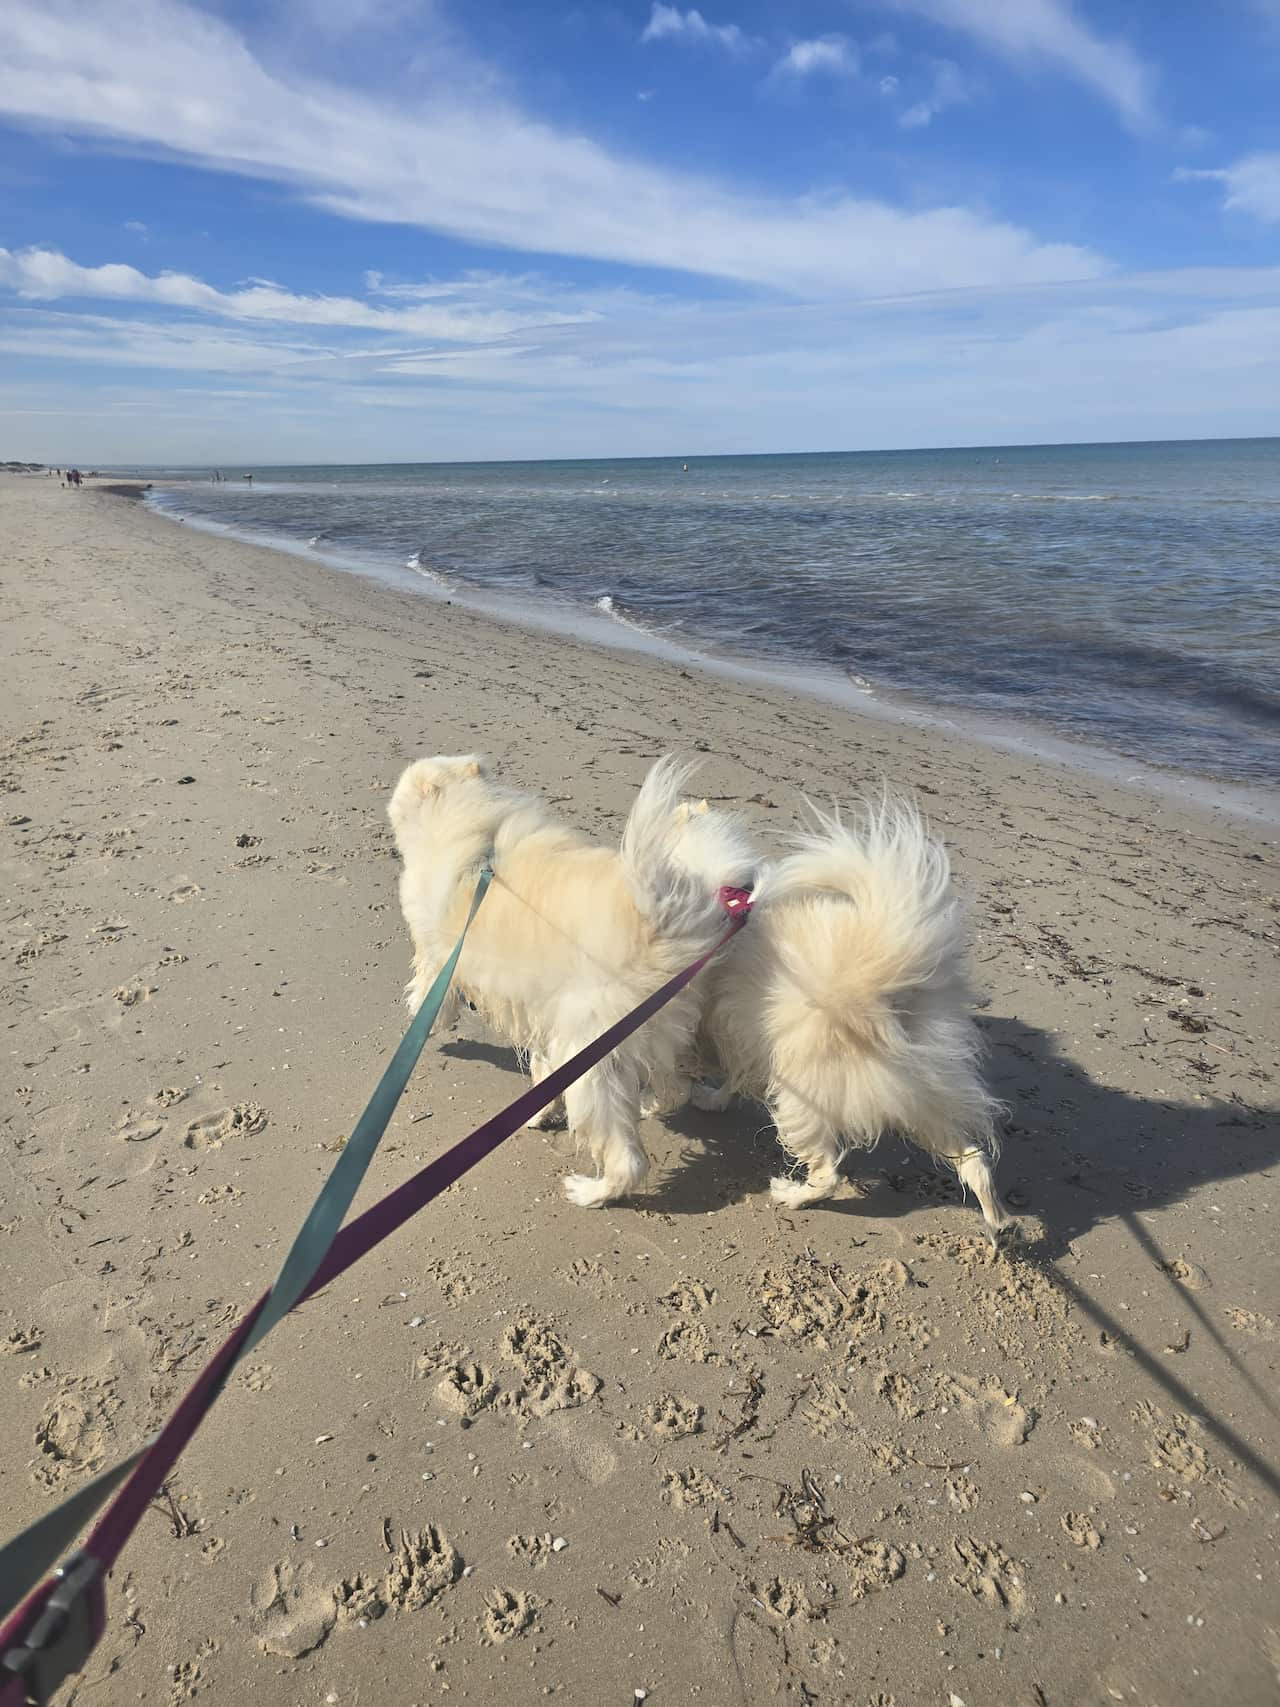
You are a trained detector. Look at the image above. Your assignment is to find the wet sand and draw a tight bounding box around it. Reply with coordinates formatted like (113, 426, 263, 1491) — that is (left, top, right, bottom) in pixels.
(2, 472, 1277, 1706)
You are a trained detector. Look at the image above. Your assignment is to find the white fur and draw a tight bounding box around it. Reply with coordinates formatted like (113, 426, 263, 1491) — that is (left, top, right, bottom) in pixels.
(388, 754, 732, 1207)
(673, 795, 1011, 1241)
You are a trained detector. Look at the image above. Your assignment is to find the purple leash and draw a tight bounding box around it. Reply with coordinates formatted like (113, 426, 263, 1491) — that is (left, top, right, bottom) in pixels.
(0, 885, 751, 1704)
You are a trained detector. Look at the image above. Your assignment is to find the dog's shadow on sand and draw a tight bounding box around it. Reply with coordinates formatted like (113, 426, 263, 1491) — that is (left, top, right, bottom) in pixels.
(443, 1021, 1280, 1250)
(651, 1015, 1280, 1249)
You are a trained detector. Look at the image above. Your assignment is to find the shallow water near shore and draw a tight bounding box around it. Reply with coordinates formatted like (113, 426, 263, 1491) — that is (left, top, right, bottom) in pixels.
(134, 438, 1280, 789)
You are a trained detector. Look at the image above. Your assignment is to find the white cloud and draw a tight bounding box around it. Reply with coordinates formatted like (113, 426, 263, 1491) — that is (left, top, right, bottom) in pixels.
(640, 4, 747, 52)
(879, 74, 900, 96)
(899, 60, 973, 128)
(123, 218, 148, 234)
(0, 247, 594, 339)
(0, 0, 1103, 299)
(1175, 153, 1280, 225)
(774, 36, 858, 79)
(8, 269, 1280, 462)
(890, 0, 1156, 128)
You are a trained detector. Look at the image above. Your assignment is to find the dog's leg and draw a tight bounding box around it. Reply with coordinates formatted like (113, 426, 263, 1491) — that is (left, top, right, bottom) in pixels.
(955, 1148, 1013, 1248)
(640, 1068, 692, 1120)
(768, 1088, 845, 1209)
(561, 1054, 650, 1208)
(691, 1078, 732, 1112)
(525, 1053, 564, 1130)
(407, 959, 462, 1029)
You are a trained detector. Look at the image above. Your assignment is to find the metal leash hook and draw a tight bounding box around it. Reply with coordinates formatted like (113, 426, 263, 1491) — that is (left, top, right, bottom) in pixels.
(1, 1552, 103, 1706)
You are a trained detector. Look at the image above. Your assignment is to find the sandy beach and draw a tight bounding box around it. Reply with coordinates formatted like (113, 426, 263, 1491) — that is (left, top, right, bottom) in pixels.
(2, 471, 1277, 1706)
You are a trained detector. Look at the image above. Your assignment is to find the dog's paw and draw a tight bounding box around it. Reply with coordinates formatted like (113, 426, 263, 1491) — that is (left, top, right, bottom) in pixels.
(691, 1079, 731, 1113)
(525, 1101, 564, 1131)
(562, 1172, 615, 1209)
(769, 1174, 816, 1209)
(769, 1173, 839, 1210)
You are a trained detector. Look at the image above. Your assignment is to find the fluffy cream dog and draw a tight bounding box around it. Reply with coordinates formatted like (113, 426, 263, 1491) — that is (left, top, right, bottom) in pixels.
(388, 754, 751, 1207)
(672, 795, 1011, 1244)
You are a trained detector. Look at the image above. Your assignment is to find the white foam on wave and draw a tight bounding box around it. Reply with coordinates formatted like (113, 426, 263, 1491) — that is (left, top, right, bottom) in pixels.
(595, 593, 659, 639)
(406, 550, 453, 588)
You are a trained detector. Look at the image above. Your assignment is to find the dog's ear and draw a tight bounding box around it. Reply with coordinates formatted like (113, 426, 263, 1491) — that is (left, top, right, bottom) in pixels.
(674, 801, 691, 825)
(694, 798, 710, 815)
(464, 758, 483, 778)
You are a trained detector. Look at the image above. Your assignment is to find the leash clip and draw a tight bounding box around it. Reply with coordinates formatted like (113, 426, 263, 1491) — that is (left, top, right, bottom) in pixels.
(717, 885, 753, 920)
(1, 1552, 103, 1706)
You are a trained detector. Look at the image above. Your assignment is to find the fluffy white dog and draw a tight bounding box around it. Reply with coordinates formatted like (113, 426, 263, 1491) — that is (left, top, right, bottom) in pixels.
(672, 795, 1011, 1244)
(388, 754, 752, 1207)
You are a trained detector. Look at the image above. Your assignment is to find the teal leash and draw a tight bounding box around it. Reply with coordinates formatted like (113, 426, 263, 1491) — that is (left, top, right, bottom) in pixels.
(242, 860, 493, 1358)
(0, 862, 492, 1631)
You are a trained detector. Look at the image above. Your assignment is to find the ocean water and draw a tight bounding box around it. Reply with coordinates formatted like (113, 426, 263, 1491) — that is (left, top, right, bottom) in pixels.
(142, 440, 1280, 785)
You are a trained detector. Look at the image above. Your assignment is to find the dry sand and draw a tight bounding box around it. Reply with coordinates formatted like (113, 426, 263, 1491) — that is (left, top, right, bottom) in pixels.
(2, 471, 1277, 1707)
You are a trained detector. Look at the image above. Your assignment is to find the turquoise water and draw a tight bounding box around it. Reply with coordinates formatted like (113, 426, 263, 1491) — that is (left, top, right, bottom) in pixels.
(140, 439, 1279, 784)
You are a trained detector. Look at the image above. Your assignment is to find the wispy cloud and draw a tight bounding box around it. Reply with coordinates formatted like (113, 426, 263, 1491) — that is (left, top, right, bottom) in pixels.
(0, 0, 1103, 298)
(899, 60, 973, 128)
(1175, 153, 1280, 224)
(773, 36, 858, 79)
(889, 0, 1156, 129)
(640, 4, 749, 53)
(0, 247, 593, 339)
(8, 269, 1280, 462)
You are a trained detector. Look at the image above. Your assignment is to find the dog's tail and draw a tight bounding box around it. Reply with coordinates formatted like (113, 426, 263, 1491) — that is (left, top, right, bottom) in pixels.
(619, 756, 735, 938)
(766, 796, 966, 1054)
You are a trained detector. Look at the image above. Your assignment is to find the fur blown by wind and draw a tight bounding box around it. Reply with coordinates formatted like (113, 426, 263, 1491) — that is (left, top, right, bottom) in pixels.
(676, 792, 1010, 1237)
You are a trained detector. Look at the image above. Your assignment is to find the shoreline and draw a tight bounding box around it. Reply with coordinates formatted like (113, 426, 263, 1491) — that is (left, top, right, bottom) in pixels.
(140, 477, 1278, 830)
(2, 471, 1278, 1707)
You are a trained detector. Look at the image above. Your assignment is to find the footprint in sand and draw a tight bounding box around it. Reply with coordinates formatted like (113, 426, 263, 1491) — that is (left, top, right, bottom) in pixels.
(480, 1587, 538, 1644)
(660, 1280, 717, 1313)
(380, 1525, 461, 1611)
(1158, 1257, 1210, 1290)
(166, 880, 203, 903)
(948, 1536, 1026, 1615)
(1060, 1511, 1103, 1549)
(184, 1102, 268, 1150)
(645, 1394, 704, 1438)
(758, 1576, 828, 1623)
(661, 1466, 725, 1509)
(85, 920, 129, 944)
(848, 1539, 906, 1601)
(435, 1360, 498, 1418)
(946, 1374, 1036, 1447)
(33, 1382, 115, 1488)
(116, 1113, 164, 1143)
(656, 1320, 721, 1365)
(252, 1561, 336, 1659)
(1225, 1306, 1277, 1339)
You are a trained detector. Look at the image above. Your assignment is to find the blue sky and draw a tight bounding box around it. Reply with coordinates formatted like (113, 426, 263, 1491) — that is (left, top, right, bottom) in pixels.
(1, 0, 1278, 462)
